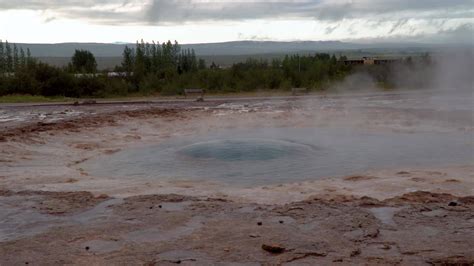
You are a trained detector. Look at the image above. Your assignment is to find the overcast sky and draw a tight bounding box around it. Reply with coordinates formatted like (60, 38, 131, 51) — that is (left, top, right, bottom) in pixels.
(0, 0, 473, 44)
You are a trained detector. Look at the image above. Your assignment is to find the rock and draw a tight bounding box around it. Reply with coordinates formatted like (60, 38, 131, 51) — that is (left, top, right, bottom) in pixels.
(350, 248, 361, 257)
(448, 201, 458, 206)
(257, 222, 262, 226)
(262, 244, 286, 254)
(249, 233, 260, 238)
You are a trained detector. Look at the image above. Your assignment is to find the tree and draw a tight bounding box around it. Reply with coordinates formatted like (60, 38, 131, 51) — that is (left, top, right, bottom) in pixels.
(121, 46, 134, 74)
(5, 41, 13, 72)
(19, 48, 26, 69)
(198, 59, 206, 70)
(13, 44, 19, 71)
(26, 48, 34, 67)
(133, 41, 146, 81)
(70, 49, 97, 73)
(0, 40, 4, 73)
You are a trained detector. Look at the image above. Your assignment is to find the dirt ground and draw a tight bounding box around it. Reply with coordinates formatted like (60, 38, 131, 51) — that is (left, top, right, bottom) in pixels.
(1, 93, 473, 265)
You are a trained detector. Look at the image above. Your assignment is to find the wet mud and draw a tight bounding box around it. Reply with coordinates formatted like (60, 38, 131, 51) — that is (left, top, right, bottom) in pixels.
(0, 191, 473, 265)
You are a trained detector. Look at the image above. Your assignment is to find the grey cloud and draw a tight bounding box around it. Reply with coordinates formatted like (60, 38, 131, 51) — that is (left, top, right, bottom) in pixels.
(144, 0, 474, 23)
(1, 0, 473, 42)
(429, 23, 474, 44)
(145, 0, 320, 23)
(351, 23, 474, 45)
(0, 0, 118, 10)
(1, 0, 472, 23)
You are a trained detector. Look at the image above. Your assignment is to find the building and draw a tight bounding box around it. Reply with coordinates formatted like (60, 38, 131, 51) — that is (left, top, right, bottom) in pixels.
(344, 57, 399, 66)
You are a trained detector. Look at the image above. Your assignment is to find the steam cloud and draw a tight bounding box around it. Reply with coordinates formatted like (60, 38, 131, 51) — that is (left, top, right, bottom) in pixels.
(331, 48, 474, 94)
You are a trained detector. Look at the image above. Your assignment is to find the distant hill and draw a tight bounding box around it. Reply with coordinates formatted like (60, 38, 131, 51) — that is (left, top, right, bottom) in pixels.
(16, 40, 437, 58)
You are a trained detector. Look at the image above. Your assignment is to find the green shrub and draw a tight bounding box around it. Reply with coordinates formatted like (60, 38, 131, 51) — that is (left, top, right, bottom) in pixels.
(139, 74, 161, 95)
(100, 79, 130, 97)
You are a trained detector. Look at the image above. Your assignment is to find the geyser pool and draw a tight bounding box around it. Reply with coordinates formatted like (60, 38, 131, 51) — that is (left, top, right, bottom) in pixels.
(178, 139, 316, 161)
(82, 127, 473, 186)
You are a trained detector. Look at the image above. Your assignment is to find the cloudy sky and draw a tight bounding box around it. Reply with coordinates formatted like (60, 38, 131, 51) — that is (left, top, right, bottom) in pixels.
(0, 0, 473, 44)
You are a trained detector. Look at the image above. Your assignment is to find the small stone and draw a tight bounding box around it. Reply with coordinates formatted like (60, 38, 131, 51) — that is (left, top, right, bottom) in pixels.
(262, 244, 285, 254)
(158, 205, 162, 208)
(350, 248, 361, 257)
(85, 246, 90, 251)
(448, 201, 458, 207)
(149, 206, 153, 209)
(257, 222, 262, 226)
(279, 220, 284, 224)
(249, 233, 260, 238)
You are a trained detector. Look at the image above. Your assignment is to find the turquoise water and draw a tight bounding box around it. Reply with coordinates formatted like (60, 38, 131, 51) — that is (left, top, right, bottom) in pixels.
(82, 127, 473, 186)
(178, 139, 317, 161)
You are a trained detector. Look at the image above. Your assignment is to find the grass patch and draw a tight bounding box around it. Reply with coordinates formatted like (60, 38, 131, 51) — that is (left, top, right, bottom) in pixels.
(0, 94, 74, 103)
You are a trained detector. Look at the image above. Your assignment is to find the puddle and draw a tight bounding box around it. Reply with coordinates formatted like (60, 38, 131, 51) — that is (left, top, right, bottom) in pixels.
(0, 197, 123, 242)
(124, 216, 203, 243)
(0, 199, 64, 242)
(70, 198, 123, 224)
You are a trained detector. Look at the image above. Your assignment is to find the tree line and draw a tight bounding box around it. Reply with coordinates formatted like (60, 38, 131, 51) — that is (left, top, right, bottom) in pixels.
(0, 39, 433, 98)
(111, 40, 352, 95)
(0, 40, 33, 73)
